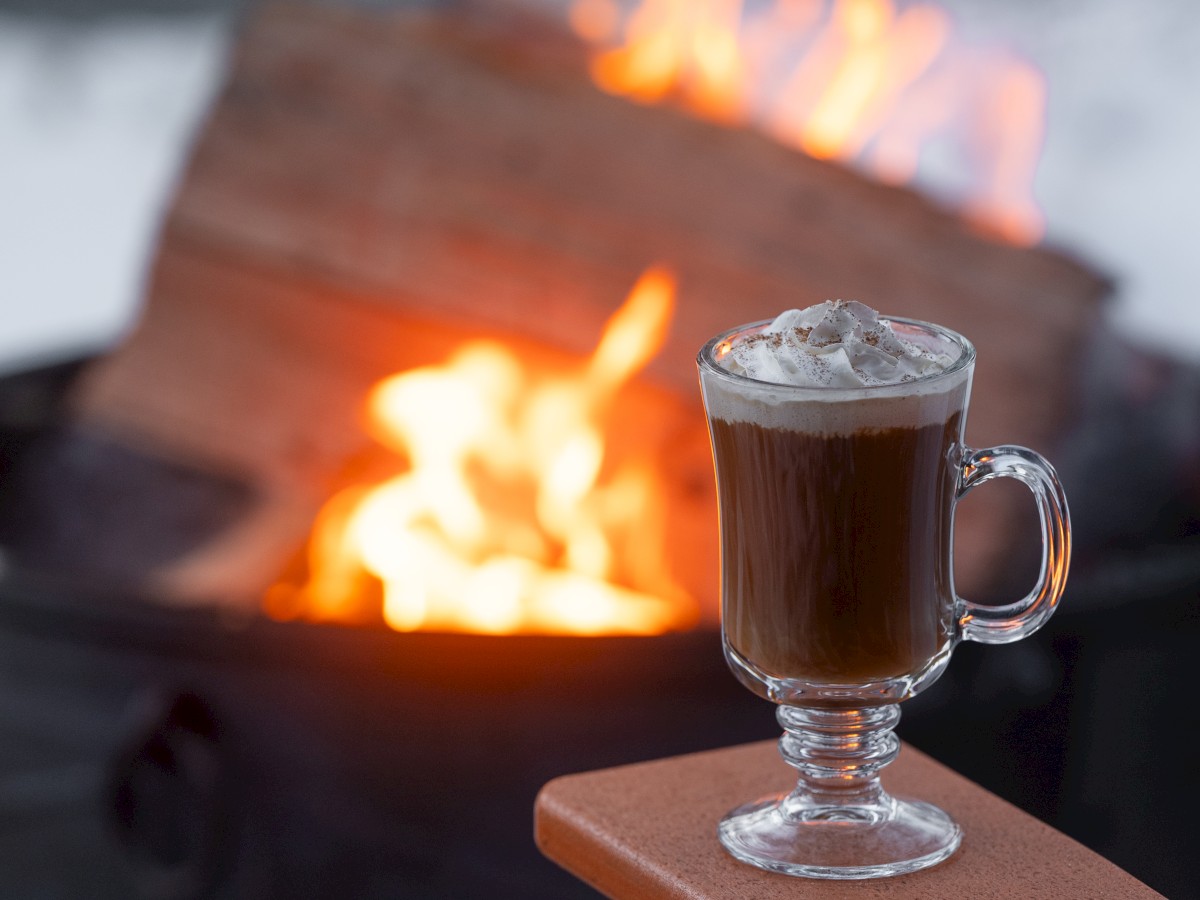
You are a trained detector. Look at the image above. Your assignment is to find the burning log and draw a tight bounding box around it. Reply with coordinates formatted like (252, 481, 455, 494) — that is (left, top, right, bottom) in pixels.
(71, 0, 1108, 621)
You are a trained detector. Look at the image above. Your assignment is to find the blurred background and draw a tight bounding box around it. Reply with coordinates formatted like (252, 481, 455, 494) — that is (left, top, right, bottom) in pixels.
(6, 0, 1200, 372)
(1, 0, 1198, 897)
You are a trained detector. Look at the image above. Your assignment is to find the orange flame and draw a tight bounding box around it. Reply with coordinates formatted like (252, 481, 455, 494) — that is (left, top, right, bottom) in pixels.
(267, 267, 696, 636)
(571, 0, 1046, 245)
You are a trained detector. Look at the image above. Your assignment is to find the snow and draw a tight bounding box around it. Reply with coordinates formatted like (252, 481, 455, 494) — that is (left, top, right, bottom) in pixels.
(936, 0, 1200, 360)
(0, 14, 231, 374)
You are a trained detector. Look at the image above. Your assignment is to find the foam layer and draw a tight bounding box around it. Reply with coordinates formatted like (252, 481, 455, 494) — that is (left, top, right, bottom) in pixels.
(724, 301, 954, 388)
(701, 303, 971, 435)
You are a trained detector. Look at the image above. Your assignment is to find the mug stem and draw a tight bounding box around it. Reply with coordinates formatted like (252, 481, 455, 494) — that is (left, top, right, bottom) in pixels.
(717, 702, 962, 878)
(777, 704, 900, 813)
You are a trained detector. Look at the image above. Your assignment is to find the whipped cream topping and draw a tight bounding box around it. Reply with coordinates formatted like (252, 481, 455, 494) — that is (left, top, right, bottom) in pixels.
(722, 300, 954, 388)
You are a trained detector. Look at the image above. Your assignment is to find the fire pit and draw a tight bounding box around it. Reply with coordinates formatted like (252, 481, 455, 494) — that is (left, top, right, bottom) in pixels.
(0, 564, 768, 898)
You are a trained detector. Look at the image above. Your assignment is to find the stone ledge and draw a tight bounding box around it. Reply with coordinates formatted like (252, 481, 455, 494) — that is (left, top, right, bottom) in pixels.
(535, 739, 1162, 899)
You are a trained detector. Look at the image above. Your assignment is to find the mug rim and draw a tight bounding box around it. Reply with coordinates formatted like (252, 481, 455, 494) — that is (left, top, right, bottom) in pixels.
(697, 315, 977, 396)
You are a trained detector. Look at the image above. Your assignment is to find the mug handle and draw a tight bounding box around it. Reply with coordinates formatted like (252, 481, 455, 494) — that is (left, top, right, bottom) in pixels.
(956, 446, 1071, 644)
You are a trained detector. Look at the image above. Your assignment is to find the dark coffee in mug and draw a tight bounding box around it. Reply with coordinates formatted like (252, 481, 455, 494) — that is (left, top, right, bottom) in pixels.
(709, 407, 964, 682)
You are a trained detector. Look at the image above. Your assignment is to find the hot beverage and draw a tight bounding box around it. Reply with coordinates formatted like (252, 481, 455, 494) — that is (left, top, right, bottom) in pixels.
(701, 301, 969, 688)
(697, 301, 1070, 879)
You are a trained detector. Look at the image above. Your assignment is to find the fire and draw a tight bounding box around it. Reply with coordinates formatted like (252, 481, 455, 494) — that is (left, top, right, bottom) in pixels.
(267, 267, 696, 636)
(571, 0, 1046, 245)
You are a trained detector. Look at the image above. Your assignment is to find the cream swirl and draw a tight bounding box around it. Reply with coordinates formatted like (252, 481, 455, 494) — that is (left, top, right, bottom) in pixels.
(722, 300, 953, 388)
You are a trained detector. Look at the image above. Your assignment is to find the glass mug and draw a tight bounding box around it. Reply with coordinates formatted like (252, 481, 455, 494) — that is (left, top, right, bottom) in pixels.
(697, 316, 1070, 879)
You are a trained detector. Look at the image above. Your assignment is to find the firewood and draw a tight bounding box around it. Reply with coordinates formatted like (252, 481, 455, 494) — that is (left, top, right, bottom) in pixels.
(73, 1, 1109, 614)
